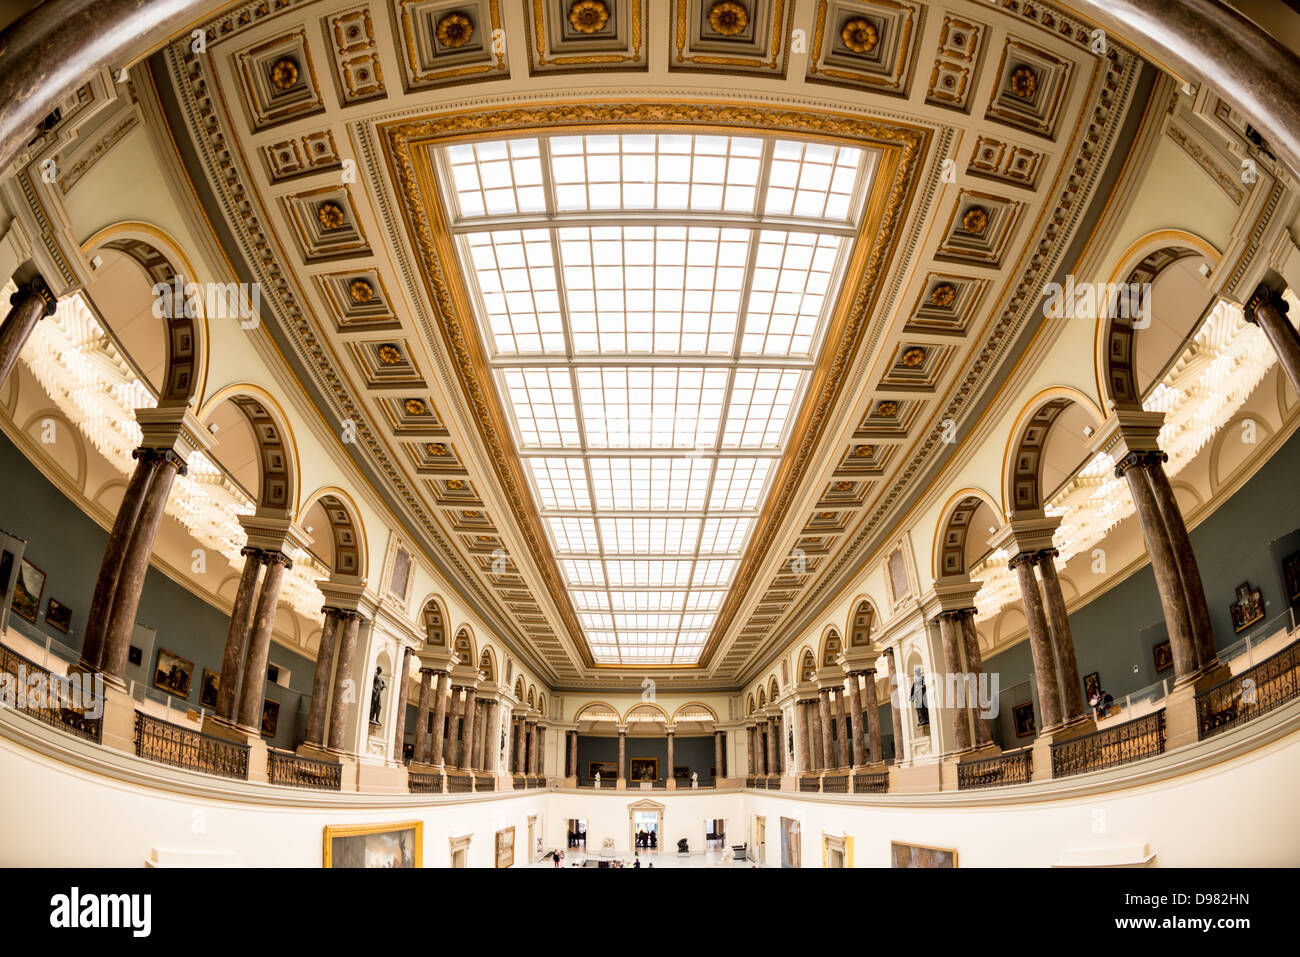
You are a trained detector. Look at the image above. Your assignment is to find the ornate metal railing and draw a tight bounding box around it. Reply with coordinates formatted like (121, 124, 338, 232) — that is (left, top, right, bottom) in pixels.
(475, 774, 495, 791)
(267, 749, 342, 790)
(822, 774, 848, 793)
(1051, 710, 1166, 778)
(799, 776, 820, 792)
(408, 771, 444, 794)
(852, 771, 889, 793)
(133, 711, 248, 781)
(446, 774, 473, 793)
(1196, 639, 1300, 739)
(957, 748, 1034, 790)
(745, 775, 756, 788)
(0, 643, 103, 743)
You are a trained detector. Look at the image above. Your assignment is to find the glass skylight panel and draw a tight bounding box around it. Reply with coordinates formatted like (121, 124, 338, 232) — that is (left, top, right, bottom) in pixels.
(437, 130, 874, 665)
(559, 225, 746, 355)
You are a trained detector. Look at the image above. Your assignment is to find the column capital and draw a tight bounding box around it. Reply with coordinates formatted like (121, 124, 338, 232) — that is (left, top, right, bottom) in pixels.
(317, 578, 368, 613)
(336, 608, 365, 624)
(12, 275, 56, 316)
(130, 445, 190, 476)
(989, 512, 1061, 556)
(1244, 282, 1288, 324)
(1113, 448, 1168, 478)
(1084, 408, 1166, 460)
(134, 404, 214, 462)
(260, 550, 294, 570)
(838, 645, 881, 674)
(415, 645, 456, 673)
(1007, 550, 1039, 571)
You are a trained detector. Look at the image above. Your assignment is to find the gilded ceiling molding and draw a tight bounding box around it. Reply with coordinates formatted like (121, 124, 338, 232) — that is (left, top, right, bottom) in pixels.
(380, 100, 928, 672)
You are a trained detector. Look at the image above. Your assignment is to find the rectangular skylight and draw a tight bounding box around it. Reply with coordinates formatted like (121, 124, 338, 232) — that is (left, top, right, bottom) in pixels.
(437, 130, 873, 663)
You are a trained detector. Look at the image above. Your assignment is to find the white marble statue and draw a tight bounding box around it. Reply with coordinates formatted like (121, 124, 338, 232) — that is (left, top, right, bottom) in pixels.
(691, 771, 698, 789)
(594, 771, 601, 789)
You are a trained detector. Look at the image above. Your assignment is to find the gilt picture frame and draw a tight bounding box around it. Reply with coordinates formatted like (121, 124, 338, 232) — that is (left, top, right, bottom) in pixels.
(323, 822, 421, 868)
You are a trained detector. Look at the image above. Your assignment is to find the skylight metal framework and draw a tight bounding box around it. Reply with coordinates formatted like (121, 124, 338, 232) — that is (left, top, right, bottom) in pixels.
(435, 132, 875, 664)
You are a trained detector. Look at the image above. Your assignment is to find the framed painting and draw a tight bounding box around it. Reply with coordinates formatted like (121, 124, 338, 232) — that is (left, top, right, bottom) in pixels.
(629, 757, 658, 782)
(1229, 581, 1264, 633)
(1082, 671, 1101, 702)
(199, 668, 220, 709)
(495, 826, 515, 868)
(673, 765, 691, 780)
(587, 761, 618, 780)
(45, 598, 72, 633)
(891, 840, 957, 868)
(261, 698, 280, 737)
(1012, 702, 1036, 738)
(780, 817, 801, 869)
(1284, 551, 1300, 603)
(1153, 639, 1173, 672)
(152, 648, 194, 697)
(324, 822, 421, 868)
(11, 558, 44, 624)
(128, 645, 143, 667)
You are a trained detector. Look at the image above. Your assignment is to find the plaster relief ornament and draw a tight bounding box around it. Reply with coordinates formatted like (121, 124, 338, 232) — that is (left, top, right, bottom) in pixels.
(901, 347, 926, 368)
(962, 206, 989, 234)
(841, 17, 878, 54)
(930, 283, 957, 307)
(317, 202, 346, 230)
(348, 278, 375, 303)
(1010, 65, 1038, 99)
(270, 57, 299, 90)
(377, 343, 402, 365)
(569, 0, 609, 34)
(436, 12, 474, 48)
(875, 401, 898, 417)
(403, 398, 426, 415)
(708, 1, 748, 36)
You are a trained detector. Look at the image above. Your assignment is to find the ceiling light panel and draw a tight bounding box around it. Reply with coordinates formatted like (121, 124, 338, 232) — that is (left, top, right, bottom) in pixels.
(437, 130, 873, 664)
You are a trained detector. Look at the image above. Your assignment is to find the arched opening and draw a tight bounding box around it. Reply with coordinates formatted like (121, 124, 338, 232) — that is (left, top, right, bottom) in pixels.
(477, 648, 496, 683)
(799, 650, 816, 682)
(820, 628, 843, 669)
(300, 490, 366, 581)
(422, 598, 447, 647)
(849, 599, 876, 646)
(453, 626, 475, 666)
(1004, 390, 1104, 516)
(199, 388, 298, 519)
(934, 491, 1001, 580)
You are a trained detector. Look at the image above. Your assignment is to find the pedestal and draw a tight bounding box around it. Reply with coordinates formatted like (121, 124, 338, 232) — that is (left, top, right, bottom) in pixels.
(99, 684, 140, 755)
(891, 760, 941, 793)
(1030, 717, 1098, 781)
(356, 760, 404, 794)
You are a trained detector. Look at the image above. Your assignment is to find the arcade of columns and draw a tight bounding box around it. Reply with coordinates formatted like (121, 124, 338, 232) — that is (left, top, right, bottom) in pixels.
(552, 726, 729, 789)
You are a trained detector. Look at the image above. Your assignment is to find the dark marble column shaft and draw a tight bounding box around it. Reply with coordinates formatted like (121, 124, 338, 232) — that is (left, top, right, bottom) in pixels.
(215, 548, 262, 722)
(885, 648, 905, 764)
(236, 553, 288, 732)
(666, 731, 675, 781)
(833, 687, 850, 768)
(847, 673, 867, 766)
(459, 690, 477, 771)
(325, 611, 360, 751)
(412, 668, 432, 764)
(391, 649, 412, 760)
(957, 612, 995, 748)
(1246, 285, 1300, 395)
(429, 670, 450, 766)
(1035, 551, 1085, 722)
(0, 278, 55, 388)
(1011, 553, 1063, 730)
(861, 669, 883, 763)
(938, 612, 972, 751)
(715, 730, 724, 779)
(817, 688, 834, 771)
(304, 608, 341, 747)
(808, 699, 823, 771)
(617, 729, 626, 780)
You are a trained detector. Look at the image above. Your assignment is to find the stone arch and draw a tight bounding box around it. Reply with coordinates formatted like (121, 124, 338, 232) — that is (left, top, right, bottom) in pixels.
(1002, 387, 1104, 516)
(847, 597, 878, 647)
(767, 675, 780, 701)
(798, 648, 817, 682)
(514, 676, 526, 702)
(1096, 230, 1222, 411)
(452, 625, 476, 665)
(299, 486, 367, 581)
(197, 384, 299, 518)
(672, 701, 719, 723)
(819, 626, 844, 668)
(477, 646, 497, 682)
(82, 222, 211, 408)
(575, 701, 619, 722)
(1209, 411, 1276, 493)
(527, 686, 536, 709)
(932, 487, 1001, 580)
(746, 693, 756, 715)
(537, 693, 546, 716)
(623, 702, 667, 725)
(21, 408, 86, 490)
(420, 596, 448, 648)
(756, 687, 767, 709)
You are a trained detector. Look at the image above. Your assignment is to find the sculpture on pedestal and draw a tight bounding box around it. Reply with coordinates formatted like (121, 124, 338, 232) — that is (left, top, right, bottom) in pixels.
(369, 667, 386, 724)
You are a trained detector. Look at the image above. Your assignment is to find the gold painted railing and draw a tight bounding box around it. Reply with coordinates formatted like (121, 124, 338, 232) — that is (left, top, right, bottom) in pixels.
(852, 771, 889, 793)
(266, 748, 342, 790)
(956, 748, 1034, 790)
(133, 711, 249, 781)
(409, 771, 443, 794)
(0, 642, 102, 743)
(1197, 638, 1300, 739)
(1050, 710, 1166, 778)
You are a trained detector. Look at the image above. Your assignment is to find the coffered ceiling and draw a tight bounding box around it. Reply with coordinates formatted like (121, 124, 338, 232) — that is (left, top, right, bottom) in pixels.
(150, 0, 1148, 690)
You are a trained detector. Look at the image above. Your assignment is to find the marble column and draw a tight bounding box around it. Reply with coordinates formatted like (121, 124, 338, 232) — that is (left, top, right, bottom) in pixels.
(391, 650, 412, 761)
(412, 668, 432, 764)
(617, 729, 627, 782)
(847, 673, 867, 767)
(430, 670, 450, 766)
(777, 715, 787, 774)
(446, 689, 464, 767)
(885, 648, 905, 764)
(484, 699, 500, 772)
(513, 715, 526, 774)
(537, 726, 547, 775)
(666, 730, 675, 781)
(808, 699, 823, 771)
(1143, 452, 1217, 669)
(473, 699, 487, 770)
(1117, 453, 1199, 681)
(459, 689, 477, 772)
(0, 276, 55, 387)
(1246, 284, 1300, 396)
(81, 447, 157, 671)
(325, 610, 361, 752)
(304, 607, 341, 748)
(817, 688, 834, 771)
(861, 669, 883, 764)
(567, 730, 578, 777)
(714, 730, 724, 779)
(937, 612, 972, 751)
(100, 449, 185, 682)
(215, 548, 264, 723)
(1009, 552, 1063, 731)
(1035, 549, 1085, 722)
(767, 718, 780, 775)
(956, 612, 994, 748)
(832, 687, 850, 768)
(236, 551, 290, 733)
(794, 702, 809, 772)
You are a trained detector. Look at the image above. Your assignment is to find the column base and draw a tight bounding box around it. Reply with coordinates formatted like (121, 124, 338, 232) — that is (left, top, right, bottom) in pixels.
(616, 777, 627, 790)
(99, 683, 139, 755)
(666, 779, 677, 790)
